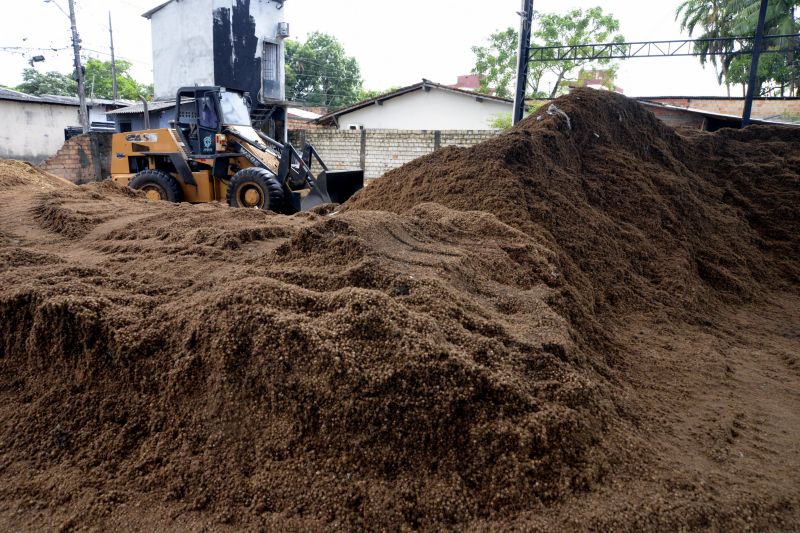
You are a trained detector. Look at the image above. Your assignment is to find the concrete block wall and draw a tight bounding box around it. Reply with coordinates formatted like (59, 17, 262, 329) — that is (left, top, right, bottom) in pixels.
(363, 130, 437, 180)
(40, 133, 113, 184)
(290, 129, 499, 180)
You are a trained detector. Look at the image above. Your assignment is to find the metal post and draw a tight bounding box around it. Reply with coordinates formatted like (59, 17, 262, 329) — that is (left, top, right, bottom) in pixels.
(109, 12, 118, 101)
(742, 0, 769, 127)
(512, 0, 534, 125)
(789, 5, 796, 96)
(140, 97, 150, 130)
(67, 0, 89, 133)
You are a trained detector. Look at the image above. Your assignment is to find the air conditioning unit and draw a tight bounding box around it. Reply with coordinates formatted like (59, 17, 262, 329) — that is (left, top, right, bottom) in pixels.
(277, 22, 290, 39)
(348, 124, 364, 131)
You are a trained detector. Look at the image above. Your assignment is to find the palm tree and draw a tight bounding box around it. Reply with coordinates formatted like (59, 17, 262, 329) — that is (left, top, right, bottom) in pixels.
(676, 0, 737, 95)
(678, 0, 799, 96)
(726, 0, 799, 95)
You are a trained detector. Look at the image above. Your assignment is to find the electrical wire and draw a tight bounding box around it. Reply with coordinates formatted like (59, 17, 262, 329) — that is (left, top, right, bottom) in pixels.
(287, 59, 361, 79)
(81, 46, 153, 67)
(0, 45, 71, 52)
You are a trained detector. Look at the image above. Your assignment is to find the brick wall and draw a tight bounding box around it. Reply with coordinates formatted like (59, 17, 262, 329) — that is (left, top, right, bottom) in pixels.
(290, 129, 499, 180)
(40, 133, 113, 184)
(287, 119, 326, 131)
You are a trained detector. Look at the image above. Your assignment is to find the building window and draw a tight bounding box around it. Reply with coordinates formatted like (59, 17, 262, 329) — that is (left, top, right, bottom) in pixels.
(263, 42, 278, 82)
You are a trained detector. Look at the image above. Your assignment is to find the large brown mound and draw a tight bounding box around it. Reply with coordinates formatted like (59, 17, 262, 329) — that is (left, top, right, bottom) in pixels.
(0, 160, 73, 191)
(0, 182, 615, 530)
(346, 88, 800, 320)
(0, 90, 798, 531)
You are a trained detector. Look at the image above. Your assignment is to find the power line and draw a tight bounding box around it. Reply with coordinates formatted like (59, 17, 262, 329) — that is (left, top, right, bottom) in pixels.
(290, 74, 361, 83)
(82, 46, 152, 67)
(0, 45, 71, 52)
(290, 56, 363, 72)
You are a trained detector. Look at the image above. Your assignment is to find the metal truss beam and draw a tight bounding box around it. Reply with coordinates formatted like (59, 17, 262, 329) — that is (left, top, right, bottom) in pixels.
(529, 34, 799, 63)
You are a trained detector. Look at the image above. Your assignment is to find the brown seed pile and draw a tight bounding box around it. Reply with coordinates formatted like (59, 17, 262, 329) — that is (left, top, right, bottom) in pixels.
(0, 90, 798, 531)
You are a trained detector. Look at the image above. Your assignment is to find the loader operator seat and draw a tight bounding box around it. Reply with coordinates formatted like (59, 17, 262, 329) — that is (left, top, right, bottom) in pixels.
(175, 88, 222, 156)
(197, 95, 220, 155)
(177, 106, 199, 153)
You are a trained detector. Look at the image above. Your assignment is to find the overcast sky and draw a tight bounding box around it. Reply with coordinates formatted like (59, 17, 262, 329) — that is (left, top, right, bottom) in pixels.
(0, 0, 732, 98)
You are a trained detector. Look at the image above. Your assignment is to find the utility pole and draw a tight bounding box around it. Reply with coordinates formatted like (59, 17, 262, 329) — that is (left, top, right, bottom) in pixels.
(512, 0, 534, 125)
(67, 0, 90, 133)
(742, 0, 769, 127)
(109, 12, 118, 101)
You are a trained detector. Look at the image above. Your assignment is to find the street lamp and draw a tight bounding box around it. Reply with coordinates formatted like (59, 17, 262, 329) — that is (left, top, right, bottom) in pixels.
(43, 0, 69, 18)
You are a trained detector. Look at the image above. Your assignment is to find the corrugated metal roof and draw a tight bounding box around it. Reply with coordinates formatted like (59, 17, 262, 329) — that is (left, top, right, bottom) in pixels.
(0, 87, 42, 103)
(0, 88, 132, 107)
(288, 107, 322, 120)
(106, 100, 178, 115)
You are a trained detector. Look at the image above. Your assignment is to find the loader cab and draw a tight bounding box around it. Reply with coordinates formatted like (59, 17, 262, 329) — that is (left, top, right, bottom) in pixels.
(174, 87, 224, 155)
(174, 87, 254, 155)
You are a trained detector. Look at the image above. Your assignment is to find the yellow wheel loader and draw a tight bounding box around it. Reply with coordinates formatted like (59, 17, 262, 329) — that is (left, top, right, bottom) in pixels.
(110, 86, 363, 212)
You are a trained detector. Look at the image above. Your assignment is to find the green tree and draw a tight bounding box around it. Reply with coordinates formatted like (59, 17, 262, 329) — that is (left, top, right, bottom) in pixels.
(15, 60, 153, 100)
(536, 8, 625, 98)
(676, 0, 737, 94)
(488, 113, 513, 129)
(727, 51, 793, 94)
(286, 32, 363, 109)
(15, 68, 77, 96)
(83, 58, 153, 100)
(727, 0, 798, 35)
(727, 0, 798, 95)
(471, 7, 624, 100)
(472, 28, 544, 98)
(677, 0, 799, 96)
(357, 86, 401, 101)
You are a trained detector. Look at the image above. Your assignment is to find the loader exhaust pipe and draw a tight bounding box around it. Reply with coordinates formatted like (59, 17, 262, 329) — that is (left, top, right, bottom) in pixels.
(140, 96, 150, 130)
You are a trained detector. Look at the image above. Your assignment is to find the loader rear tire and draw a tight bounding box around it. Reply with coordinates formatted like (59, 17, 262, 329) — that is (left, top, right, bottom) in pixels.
(129, 169, 183, 203)
(227, 168, 284, 211)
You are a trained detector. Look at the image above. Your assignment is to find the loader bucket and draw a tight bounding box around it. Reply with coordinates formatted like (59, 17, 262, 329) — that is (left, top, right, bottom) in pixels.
(302, 169, 364, 210)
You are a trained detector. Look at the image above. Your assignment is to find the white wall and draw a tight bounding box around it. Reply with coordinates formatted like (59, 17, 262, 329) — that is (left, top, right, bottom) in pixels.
(337, 88, 512, 130)
(212, 0, 286, 54)
(151, 0, 215, 100)
(242, 0, 286, 102)
(211, 0, 286, 101)
(151, 0, 286, 102)
(0, 100, 79, 163)
(88, 104, 112, 124)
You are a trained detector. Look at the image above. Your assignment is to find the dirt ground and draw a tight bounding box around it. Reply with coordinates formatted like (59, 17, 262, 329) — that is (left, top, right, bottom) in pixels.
(0, 89, 797, 531)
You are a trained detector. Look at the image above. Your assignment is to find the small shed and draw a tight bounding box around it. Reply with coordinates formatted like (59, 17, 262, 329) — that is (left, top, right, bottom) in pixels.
(0, 88, 127, 162)
(316, 80, 513, 131)
(106, 100, 180, 132)
(639, 100, 796, 131)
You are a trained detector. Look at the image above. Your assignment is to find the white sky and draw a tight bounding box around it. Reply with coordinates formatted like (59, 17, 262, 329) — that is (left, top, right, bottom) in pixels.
(0, 0, 731, 97)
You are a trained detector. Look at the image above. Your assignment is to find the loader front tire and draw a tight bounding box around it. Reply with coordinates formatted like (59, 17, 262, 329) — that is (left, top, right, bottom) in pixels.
(227, 168, 284, 211)
(129, 169, 183, 203)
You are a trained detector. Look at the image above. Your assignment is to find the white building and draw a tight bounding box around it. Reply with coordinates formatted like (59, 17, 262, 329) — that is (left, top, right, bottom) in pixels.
(144, 0, 289, 139)
(316, 80, 513, 131)
(0, 88, 123, 163)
